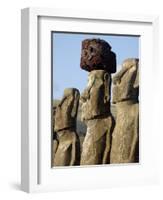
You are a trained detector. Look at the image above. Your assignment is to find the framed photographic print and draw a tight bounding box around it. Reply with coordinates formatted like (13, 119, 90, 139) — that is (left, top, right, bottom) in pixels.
(21, 8, 159, 193)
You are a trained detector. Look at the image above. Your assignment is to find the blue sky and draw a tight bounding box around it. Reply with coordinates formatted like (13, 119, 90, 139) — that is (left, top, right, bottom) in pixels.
(53, 32, 139, 99)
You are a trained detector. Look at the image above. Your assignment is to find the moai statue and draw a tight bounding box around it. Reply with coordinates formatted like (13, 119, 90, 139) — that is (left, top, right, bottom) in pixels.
(110, 58, 139, 164)
(80, 38, 116, 165)
(53, 88, 80, 166)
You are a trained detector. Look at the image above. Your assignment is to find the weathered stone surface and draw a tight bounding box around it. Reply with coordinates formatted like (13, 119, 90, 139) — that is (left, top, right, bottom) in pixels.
(80, 39, 116, 73)
(53, 129, 80, 166)
(52, 132, 58, 167)
(53, 88, 80, 166)
(110, 58, 139, 163)
(80, 116, 115, 165)
(54, 88, 80, 132)
(80, 70, 111, 121)
(112, 58, 139, 103)
(52, 139, 58, 166)
(80, 69, 114, 165)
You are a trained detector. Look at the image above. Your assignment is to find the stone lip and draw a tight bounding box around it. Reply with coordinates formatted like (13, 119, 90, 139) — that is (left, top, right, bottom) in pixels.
(80, 38, 116, 73)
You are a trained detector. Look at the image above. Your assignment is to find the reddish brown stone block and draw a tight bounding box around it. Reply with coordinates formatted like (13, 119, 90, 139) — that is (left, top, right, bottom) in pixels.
(80, 38, 116, 73)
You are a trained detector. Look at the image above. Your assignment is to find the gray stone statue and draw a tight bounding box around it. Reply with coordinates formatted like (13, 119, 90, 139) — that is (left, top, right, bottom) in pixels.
(54, 88, 80, 132)
(110, 58, 139, 164)
(80, 70, 111, 121)
(80, 70, 115, 165)
(53, 129, 80, 166)
(53, 88, 80, 166)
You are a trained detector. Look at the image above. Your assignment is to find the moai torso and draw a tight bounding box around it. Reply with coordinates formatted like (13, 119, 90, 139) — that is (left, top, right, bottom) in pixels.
(80, 116, 114, 165)
(53, 130, 80, 166)
(53, 88, 80, 166)
(110, 58, 139, 163)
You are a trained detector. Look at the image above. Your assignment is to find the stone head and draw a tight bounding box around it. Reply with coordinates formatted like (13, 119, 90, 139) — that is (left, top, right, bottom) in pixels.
(112, 58, 139, 103)
(54, 88, 80, 132)
(80, 70, 111, 121)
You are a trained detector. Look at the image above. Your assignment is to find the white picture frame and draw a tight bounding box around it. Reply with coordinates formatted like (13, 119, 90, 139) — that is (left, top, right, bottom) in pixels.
(21, 7, 159, 193)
